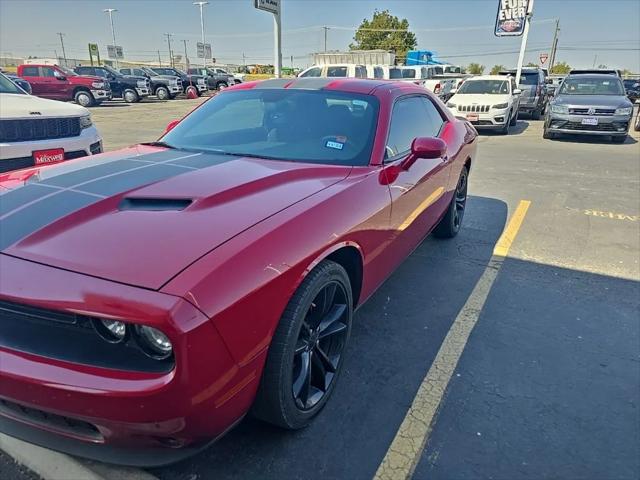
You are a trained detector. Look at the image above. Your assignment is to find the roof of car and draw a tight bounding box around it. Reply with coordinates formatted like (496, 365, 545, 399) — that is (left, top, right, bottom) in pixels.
(230, 77, 393, 94)
(566, 73, 624, 80)
(465, 75, 511, 81)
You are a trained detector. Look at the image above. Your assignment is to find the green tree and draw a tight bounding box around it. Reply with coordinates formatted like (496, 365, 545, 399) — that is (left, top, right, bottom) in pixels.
(525, 62, 538, 67)
(349, 9, 417, 63)
(490, 64, 506, 75)
(466, 63, 485, 75)
(621, 68, 634, 77)
(550, 61, 571, 74)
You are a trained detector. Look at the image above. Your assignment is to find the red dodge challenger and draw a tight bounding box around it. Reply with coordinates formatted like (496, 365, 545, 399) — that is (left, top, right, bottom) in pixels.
(0, 78, 477, 465)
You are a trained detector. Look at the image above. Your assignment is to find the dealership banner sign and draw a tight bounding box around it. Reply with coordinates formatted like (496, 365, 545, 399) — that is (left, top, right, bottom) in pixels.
(495, 0, 530, 36)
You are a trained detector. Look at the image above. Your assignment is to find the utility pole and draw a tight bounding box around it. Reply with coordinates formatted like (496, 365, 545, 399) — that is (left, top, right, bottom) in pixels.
(242, 52, 246, 66)
(183, 39, 189, 69)
(103, 8, 119, 68)
(158, 50, 162, 66)
(164, 33, 174, 67)
(548, 19, 560, 72)
(323, 26, 329, 52)
(57, 33, 68, 67)
(194, 2, 209, 68)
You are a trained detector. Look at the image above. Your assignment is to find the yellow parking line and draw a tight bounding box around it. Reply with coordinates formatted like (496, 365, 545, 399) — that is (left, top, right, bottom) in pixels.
(374, 200, 532, 480)
(399, 187, 445, 231)
(493, 200, 531, 257)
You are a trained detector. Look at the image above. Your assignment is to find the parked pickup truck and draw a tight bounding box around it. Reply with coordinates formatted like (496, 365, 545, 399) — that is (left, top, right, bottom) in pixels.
(119, 67, 182, 100)
(186, 67, 237, 90)
(17, 64, 111, 107)
(396, 66, 456, 99)
(150, 67, 208, 96)
(74, 65, 150, 103)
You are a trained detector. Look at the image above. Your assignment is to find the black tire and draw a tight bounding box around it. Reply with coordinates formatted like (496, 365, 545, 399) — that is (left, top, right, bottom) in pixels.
(74, 90, 94, 107)
(498, 116, 510, 135)
(543, 126, 555, 140)
(611, 135, 627, 144)
(123, 89, 139, 103)
(433, 166, 468, 239)
(216, 81, 228, 90)
(531, 107, 542, 120)
(155, 86, 170, 100)
(252, 260, 353, 430)
(634, 113, 640, 132)
(510, 108, 518, 126)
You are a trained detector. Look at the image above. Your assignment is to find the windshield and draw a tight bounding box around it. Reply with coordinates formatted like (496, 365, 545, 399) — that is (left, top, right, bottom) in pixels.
(142, 68, 158, 76)
(58, 66, 77, 77)
(162, 89, 379, 166)
(445, 66, 462, 74)
(559, 76, 625, 95)
(154, 68, 177, 76)
(458, 80, 509, 94)
(102, 65, 122, 77)
(0, 73, 24, 94)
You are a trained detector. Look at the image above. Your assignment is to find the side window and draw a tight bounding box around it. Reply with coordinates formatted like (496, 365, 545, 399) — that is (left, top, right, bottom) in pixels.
(133, 69, 145, 76)
(300, 67, 322, 78)
(41, 67, 57, 78)
(374, 67, 383, 79)
(401, 69, 416, 79)
(355, 65, 367, 78)
(386, 97, 443, 159)
(95, 68, 109, 78)
(120, 69, 130, 75)
(326, 66, 348, 77)
(21, 66, 39, 76)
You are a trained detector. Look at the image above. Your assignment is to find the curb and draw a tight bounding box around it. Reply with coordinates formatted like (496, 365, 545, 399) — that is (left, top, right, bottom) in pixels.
(0, 434, 157, 480)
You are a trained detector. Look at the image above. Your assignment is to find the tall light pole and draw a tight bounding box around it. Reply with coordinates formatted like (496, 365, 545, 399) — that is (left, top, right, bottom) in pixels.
(103, 8, 119, 68)
(164, 33, 174, 67)
(57, 32, 67, 66)
(193, 1, 209, 68)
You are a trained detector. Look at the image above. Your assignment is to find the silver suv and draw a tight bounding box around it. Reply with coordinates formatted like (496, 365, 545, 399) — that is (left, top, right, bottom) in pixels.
(544, 73, 633, 143)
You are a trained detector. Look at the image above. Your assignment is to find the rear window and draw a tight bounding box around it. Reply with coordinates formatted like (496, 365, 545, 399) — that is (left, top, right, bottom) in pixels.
(326, 66, 348, 77)
(300, 67, 321, 78)
(518, 73, 540, 85)
(21, 66, 39, 76)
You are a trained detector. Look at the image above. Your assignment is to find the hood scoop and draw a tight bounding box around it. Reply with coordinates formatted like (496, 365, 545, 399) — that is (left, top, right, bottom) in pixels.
(118, 197, 192, 212)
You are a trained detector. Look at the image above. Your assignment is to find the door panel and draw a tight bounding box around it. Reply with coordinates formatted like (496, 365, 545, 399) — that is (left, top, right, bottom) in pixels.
(41, 67, 68, 99)
(383, 96, 452, 260)
(19, 66, 43, 95)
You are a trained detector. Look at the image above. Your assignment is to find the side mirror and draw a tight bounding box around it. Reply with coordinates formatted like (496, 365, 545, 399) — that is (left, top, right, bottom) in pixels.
(513, 88, 522, 95)
(165, 120, 180, 134)
(403, 137, 447, 169)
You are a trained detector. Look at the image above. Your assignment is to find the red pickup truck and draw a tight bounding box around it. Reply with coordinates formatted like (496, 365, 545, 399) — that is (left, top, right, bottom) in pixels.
(17, 64, 111, 107)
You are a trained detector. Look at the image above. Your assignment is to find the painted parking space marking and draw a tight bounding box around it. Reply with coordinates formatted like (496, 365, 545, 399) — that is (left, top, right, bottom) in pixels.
(374, 200, 532, 480)
(584, 210, 639, 222)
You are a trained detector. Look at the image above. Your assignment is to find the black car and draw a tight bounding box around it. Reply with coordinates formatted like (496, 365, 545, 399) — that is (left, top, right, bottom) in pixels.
(622, 79, 640, 103)
(119, 67, 182, 100)
(74, 65, 150, 103)
(5, 73, 31, 94)
(499, 68, 549, 119)
(151, 67, 208, 96)
(186, 67, 237, 90)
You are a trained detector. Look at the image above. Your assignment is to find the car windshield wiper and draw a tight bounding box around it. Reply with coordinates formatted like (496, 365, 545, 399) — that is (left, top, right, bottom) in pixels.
(141, 141, 178, 149)
(209, 150, 284, 161)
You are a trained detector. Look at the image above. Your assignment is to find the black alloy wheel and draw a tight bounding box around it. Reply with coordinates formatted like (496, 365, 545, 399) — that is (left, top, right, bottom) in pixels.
(434, 166, 468, 238)
(292, 281, 349, 411)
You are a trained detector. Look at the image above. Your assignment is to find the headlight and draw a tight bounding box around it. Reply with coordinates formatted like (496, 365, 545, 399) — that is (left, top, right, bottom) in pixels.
(551, 104, 569, 114)
(615, 107, 633, 116)
(135, 325, 173, 359)
(493, 103, 508, 109)
(93, 318, 127, 343)
(446, 102, 456, 108)
(79, 114, 92, 129)
(91, 81, 105, 89)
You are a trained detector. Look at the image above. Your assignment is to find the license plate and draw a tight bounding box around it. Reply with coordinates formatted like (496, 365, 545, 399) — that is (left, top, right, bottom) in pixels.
(581, 117, 598, 126)
(33, 148, 64, 165)
(466, 113, 479, 122)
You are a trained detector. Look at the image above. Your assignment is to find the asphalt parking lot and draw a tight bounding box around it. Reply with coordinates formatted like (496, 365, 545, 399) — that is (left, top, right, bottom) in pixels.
(4, 99, 640, 480)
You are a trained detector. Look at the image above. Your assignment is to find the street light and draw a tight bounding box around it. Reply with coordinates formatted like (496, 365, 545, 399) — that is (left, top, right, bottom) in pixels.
(103, 8, 119, 68)
(193, 1, 209, 68)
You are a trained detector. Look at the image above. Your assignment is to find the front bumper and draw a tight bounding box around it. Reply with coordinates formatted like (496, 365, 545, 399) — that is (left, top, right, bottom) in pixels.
(90, 89, 111, 101)
(196, 83, 208, 92)
(169, 84, 182, 94)
(0, 126, 102, 173)
(450, 108, 510, 129)
(0, 255, 261, 465)
(546, 112, 631, 136)
(135, 87, 150, 97)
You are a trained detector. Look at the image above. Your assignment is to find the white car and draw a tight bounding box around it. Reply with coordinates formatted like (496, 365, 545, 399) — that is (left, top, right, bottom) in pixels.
(446, 75, 522, 134)
(298, 64, 369, 79)
(0, 73, 102, 173)
(396, 66, 456, 99)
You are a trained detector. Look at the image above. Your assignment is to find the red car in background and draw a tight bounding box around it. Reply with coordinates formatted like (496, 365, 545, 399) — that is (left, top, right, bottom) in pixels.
(0, 78, 477, 465)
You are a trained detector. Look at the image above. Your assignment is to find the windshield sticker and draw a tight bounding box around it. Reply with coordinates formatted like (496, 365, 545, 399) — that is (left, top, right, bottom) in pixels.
(326, 140, 344, 150)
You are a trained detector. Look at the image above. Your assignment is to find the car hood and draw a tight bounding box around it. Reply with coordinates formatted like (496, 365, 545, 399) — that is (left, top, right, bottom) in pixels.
(0, 146, 350, 290)
(69, 75, 103, 83)
(553, 94, 632, 109)
(450, 93, 511, 105)
(151, 75, 180, 82)
(0, 93, 89, 119)
(122, 75, 148, 82)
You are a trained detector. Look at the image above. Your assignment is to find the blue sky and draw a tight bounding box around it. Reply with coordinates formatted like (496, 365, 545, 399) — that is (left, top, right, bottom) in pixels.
(1, 0, 638, 70)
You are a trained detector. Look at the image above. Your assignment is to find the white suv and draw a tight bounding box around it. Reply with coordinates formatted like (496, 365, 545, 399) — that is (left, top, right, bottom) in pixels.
(0, 72, 102, 173)
(446, 75, 521, 134)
